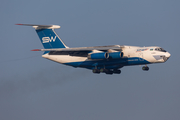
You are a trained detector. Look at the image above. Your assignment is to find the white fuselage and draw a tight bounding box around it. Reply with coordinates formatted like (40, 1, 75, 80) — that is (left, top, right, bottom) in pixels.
(42, 45, 171, 69)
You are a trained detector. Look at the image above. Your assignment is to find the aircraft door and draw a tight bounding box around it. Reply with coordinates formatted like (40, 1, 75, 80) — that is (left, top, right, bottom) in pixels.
(138, 52, 144, 61)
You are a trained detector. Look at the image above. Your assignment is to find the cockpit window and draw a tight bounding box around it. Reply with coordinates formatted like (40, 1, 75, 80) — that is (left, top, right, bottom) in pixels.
(155, 48, 166, 52)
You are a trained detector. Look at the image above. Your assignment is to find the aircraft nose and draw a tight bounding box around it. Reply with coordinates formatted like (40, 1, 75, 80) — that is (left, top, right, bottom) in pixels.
(163, 52, 171, 62)
(166, 52, 171, 58)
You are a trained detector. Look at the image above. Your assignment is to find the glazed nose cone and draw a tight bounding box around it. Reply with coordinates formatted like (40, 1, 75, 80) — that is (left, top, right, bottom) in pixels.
(163, 52, 171, 62)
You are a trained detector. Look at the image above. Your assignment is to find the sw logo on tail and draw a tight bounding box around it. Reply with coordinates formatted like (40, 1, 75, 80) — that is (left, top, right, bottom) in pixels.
(42, 36, 57, 43)
(17, 24, 171, 75)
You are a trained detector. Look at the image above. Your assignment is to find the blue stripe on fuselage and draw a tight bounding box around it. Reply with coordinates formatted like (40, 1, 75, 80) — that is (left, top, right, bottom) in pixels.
(64, 57, 150, 70)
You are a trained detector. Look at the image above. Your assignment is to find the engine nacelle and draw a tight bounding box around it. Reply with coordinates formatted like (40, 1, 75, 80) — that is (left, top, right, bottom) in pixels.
(88, 52, 109, 59)
(108, 52, 123, 59)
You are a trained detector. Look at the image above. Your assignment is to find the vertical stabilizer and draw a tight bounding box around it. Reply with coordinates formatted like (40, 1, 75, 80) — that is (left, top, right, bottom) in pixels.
(16, 24, 68, 50)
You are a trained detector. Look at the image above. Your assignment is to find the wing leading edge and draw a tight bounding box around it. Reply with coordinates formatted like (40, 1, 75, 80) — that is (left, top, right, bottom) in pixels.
(32, 45, 123, 52)
(32, 45, 124, 57)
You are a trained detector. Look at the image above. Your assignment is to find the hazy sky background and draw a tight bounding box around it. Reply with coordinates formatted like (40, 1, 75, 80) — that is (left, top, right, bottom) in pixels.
(0, 0, 180, 120)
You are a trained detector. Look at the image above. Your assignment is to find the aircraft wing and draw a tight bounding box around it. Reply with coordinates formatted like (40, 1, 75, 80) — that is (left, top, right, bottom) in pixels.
(32, 45, 124, 57)
(32, 45, 122, 51)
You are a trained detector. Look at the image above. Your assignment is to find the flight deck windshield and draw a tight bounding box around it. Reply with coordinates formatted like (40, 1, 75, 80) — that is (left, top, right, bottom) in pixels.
(155, 48, 166, 52)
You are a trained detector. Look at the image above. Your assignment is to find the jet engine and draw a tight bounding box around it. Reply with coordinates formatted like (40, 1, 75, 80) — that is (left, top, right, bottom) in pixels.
(88, 52, 109, 59)
(108, 52, 123, 59)
(88, 51, 123, 60)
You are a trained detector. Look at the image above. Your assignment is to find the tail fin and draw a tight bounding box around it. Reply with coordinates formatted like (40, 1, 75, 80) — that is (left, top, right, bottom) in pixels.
(16, 24, 68, 49)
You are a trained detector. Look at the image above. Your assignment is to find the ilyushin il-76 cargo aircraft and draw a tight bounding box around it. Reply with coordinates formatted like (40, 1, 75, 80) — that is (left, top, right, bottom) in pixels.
(17, 24, 171, 75)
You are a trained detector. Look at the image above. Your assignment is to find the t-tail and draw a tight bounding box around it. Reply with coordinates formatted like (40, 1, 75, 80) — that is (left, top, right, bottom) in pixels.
(16, 24, 68, 53)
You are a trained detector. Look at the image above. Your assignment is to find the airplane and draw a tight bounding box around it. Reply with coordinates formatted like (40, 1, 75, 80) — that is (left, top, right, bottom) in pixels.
(16, 24, 171, 75)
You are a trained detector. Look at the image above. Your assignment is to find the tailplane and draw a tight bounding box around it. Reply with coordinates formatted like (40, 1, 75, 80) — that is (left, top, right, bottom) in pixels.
(16, 24, 68, 49)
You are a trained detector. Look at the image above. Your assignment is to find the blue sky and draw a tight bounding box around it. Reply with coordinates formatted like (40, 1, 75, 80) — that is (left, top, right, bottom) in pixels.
(0, 0, 180, 120)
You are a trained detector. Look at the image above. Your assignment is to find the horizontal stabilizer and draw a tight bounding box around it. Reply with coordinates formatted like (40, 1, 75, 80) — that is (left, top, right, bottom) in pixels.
(31, 49, 41, 51)
(16, 24, 60, 29)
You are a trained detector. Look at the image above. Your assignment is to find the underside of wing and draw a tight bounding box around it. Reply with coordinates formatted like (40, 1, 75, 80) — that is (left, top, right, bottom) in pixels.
(48, 51, 90, 57)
